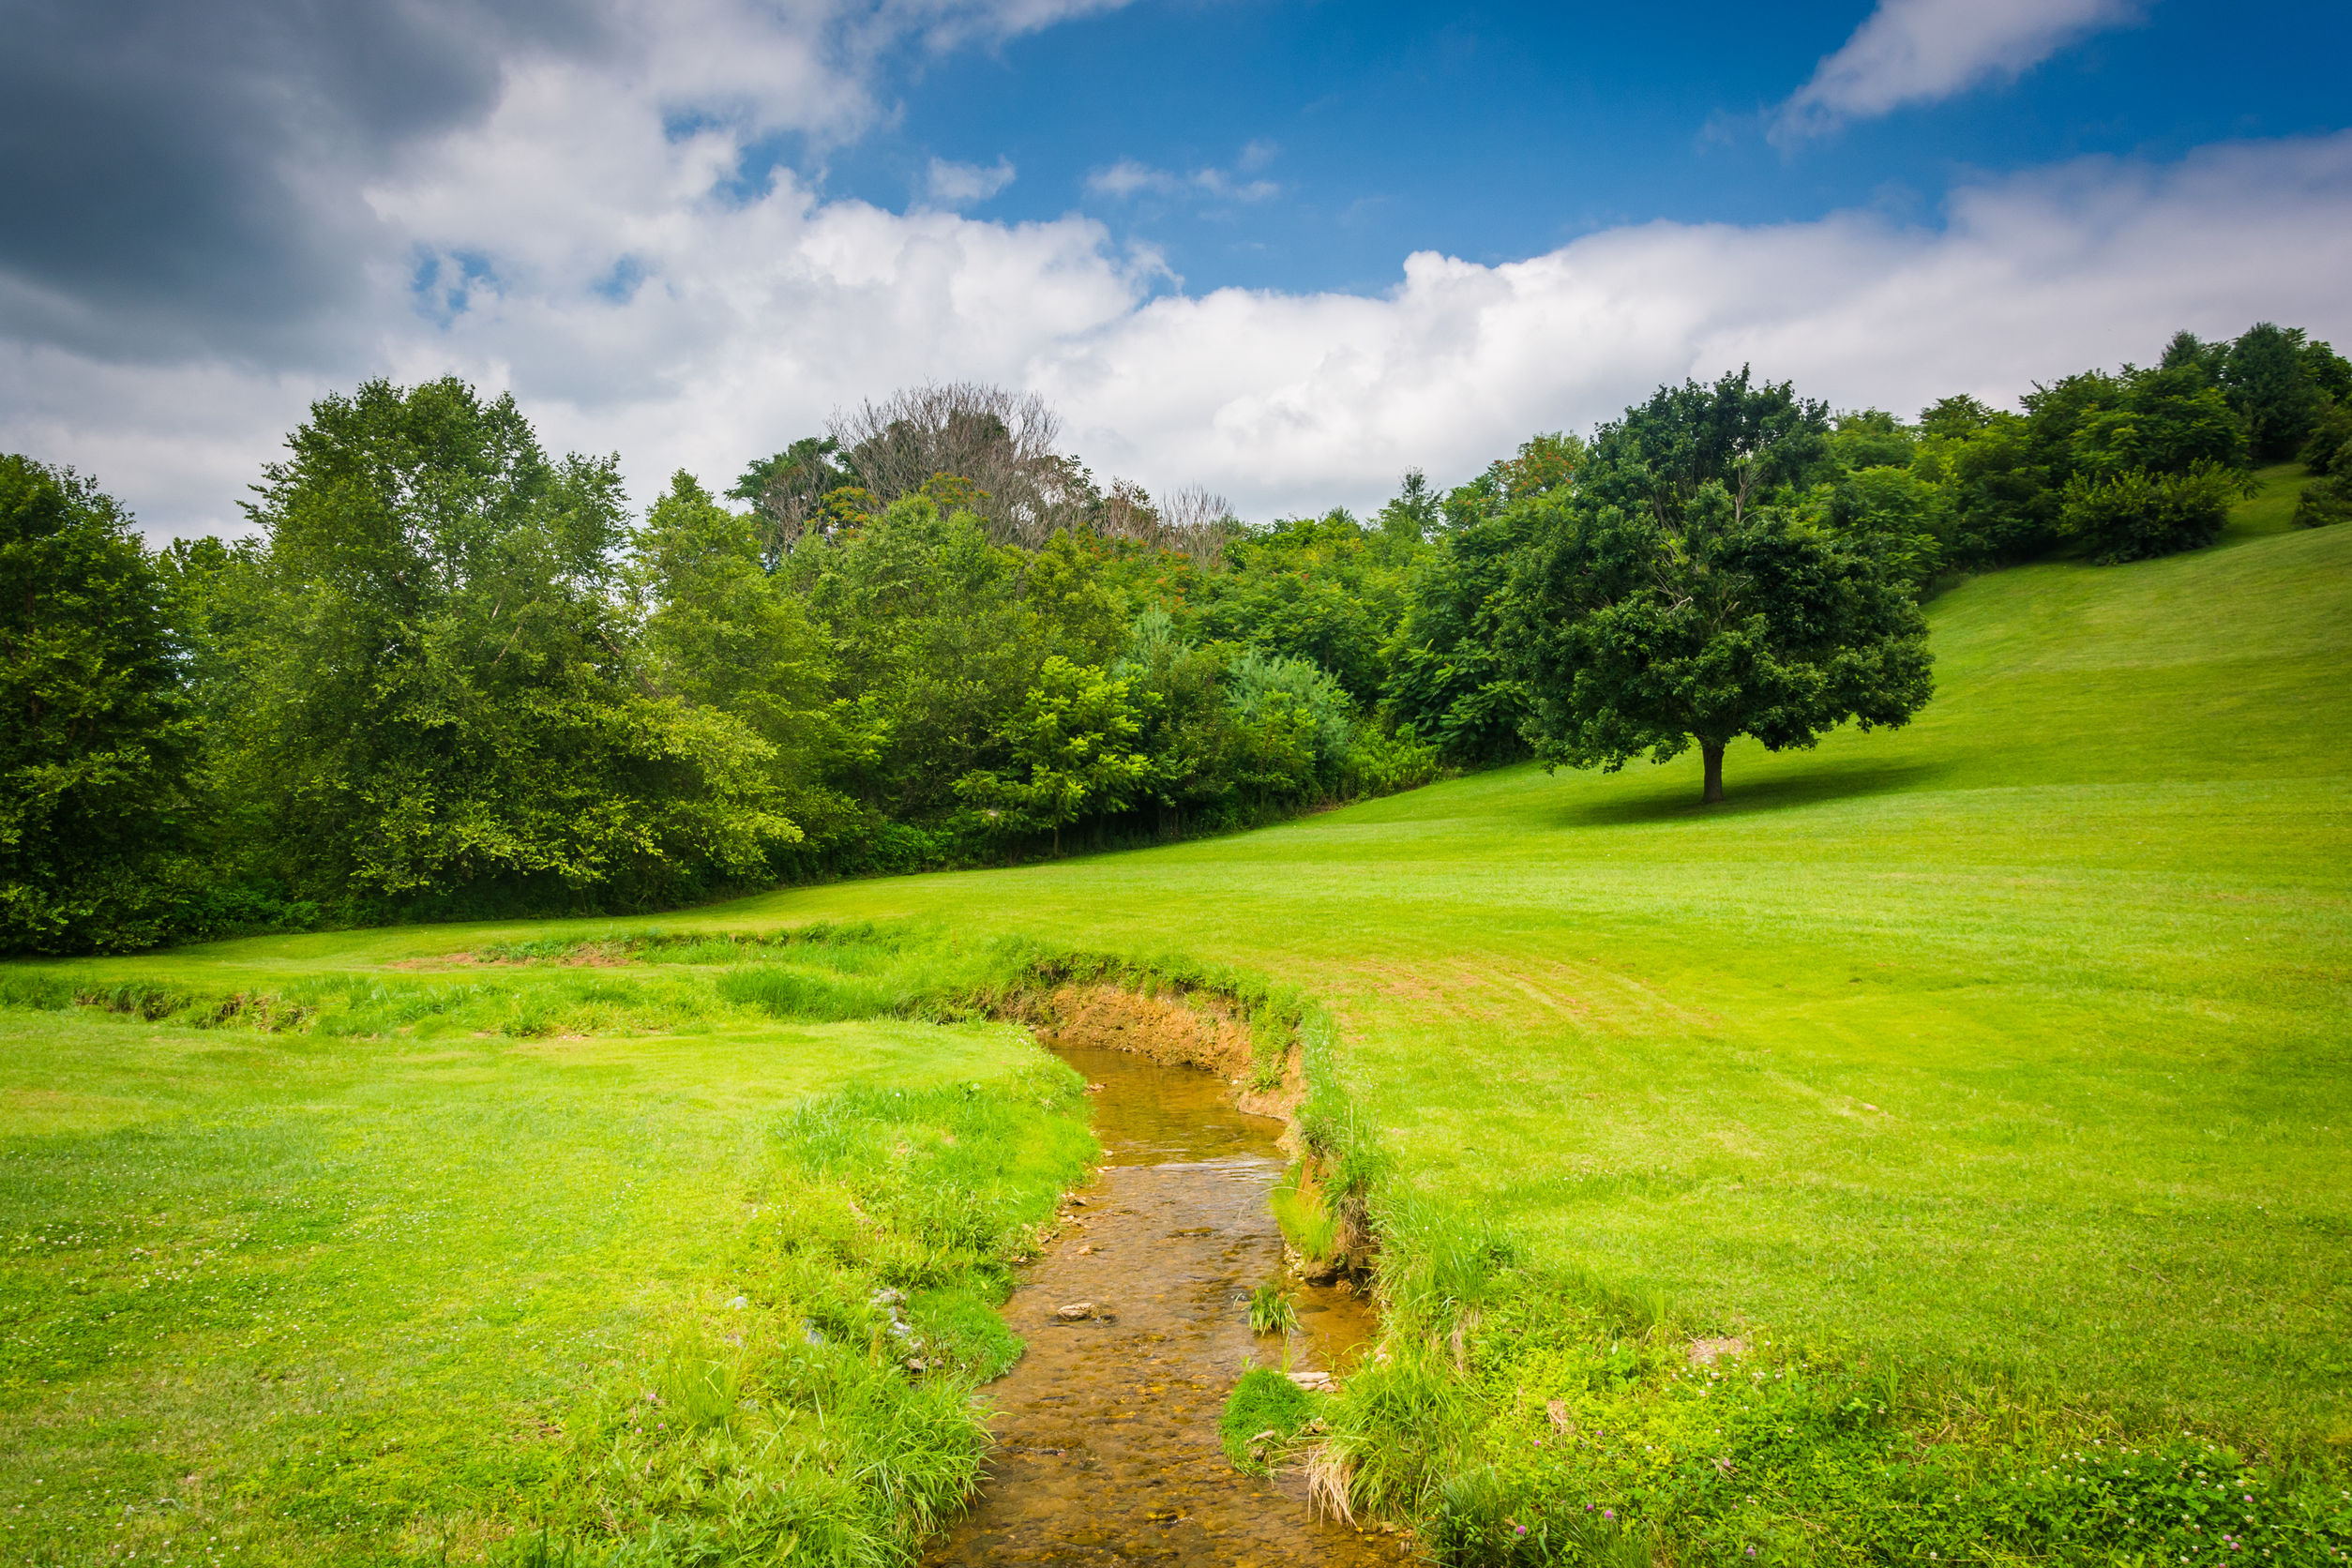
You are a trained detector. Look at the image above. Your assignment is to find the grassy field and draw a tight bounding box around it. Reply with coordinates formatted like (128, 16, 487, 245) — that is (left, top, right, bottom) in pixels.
(5, 472, 2347, 1560)
(0, 958, 1100, 1565)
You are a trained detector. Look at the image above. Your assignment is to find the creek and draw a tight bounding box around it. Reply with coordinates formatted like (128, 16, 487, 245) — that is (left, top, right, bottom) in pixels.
(923, 1043, 1402, 1566)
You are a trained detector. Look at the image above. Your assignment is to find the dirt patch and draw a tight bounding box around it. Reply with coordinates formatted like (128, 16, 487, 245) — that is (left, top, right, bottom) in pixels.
(1015, 984, 1303, 1120)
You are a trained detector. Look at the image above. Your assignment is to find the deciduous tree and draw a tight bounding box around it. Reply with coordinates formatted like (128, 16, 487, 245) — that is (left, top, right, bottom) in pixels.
(0, 457, 194, 951)
(1503, 470, 1933, 806)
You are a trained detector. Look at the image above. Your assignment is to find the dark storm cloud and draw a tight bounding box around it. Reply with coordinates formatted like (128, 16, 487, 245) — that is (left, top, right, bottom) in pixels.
(0, 0, 604, 365)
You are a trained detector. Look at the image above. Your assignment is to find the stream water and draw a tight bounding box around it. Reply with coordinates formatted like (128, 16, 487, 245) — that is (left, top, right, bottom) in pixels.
(923, 1045, 1404, 1566)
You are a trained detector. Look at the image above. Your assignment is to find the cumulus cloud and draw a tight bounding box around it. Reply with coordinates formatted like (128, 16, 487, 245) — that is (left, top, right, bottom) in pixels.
(925, 156, 1017, 205)
(1775, 0, 2143, 142)
(2, 0, 2346, 541)
(0, 0, 1131, 365)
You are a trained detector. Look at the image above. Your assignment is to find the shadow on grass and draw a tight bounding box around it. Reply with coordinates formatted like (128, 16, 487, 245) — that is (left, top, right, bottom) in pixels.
(1555, 757, 1952, 828)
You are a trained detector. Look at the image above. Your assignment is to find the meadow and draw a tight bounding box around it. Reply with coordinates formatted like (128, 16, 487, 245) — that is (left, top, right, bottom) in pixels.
(4, 471, 2347, 1562)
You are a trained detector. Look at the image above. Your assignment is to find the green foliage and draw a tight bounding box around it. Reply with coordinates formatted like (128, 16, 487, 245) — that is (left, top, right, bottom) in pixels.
(1384, 447, 1560, 766)
(1910, 401, 2057, 565)
(2299, 402, 2352, 475)
(232, 378, 799, 915)
(1189, 507, 1414, 703)
(1501, 474, 1934, 803)
(2294, 470, 2352, 529)
(2059, 460, 2251, 564)
(637, 471, 851, 841)
(1219, 1366, 1321, 1473)
(954, 656, 1151, 852)
(1814, 463, 1949, 591)
(2070, 363, 2251, 479)
(1583, 369, 1831, 522)
(2222, 322, 2333, 460)
(0, 456, 194, 953)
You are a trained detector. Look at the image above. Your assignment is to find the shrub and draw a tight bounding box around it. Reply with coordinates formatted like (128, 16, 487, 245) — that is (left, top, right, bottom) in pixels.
(2294, 471, 2352, 529)
(2300, 402, 2352, 475)
(2058, 460, 2249, 563)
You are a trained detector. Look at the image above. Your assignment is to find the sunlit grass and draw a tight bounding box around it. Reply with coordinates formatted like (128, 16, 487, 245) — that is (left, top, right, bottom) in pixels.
(0, 1002, 1088, 1564)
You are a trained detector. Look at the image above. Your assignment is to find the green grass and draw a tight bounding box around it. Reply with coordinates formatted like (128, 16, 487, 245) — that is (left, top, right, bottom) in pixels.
(1218, 1365, 1321, 1473)
(0, 997, 1094, 1565)
(7, 468, 2347, 1557)
(2224, 461, 2318, 537)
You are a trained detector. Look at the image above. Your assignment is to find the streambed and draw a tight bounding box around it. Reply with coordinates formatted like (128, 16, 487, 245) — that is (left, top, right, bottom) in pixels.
(924, 1044, 1401, 1566)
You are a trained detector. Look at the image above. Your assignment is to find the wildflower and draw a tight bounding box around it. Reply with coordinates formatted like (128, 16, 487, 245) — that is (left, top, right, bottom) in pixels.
(1604, 1510, 1616, 1521)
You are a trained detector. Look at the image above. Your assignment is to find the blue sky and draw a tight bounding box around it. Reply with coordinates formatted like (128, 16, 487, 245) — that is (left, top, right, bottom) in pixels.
(822, 0, 2350, 294)
(3, 0, 2349, 535)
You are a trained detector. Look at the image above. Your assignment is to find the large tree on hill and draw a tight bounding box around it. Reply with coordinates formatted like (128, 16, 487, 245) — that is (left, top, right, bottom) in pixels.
(1500, 378, 1932, 805)
(0, 457, 195, 952)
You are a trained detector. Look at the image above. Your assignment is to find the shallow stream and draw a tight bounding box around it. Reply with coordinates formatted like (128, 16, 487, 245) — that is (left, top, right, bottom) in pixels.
(923, 1045, 1402, 1566)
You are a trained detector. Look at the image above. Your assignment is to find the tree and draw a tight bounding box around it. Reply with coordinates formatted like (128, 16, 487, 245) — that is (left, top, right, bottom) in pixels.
(790, 493, 1048, 819)
(1502, 471, 1933, 806)
(728, 436, 853, 565)
(237, 378, 796, 912)
(1584, 369, 1831, 525)
(2071, 363, 2249, 479)
(954, 656, 1150, 854)
(1377, 469, 1440, 547)
(0, 457, 194, 952)
(638, 472, 850, 840)
(828, 383, 1082, 548)
(2222, 323, 2329, 461)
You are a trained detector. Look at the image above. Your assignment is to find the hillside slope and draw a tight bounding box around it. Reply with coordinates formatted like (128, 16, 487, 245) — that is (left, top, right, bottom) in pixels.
(28, 504, 2352, 1444)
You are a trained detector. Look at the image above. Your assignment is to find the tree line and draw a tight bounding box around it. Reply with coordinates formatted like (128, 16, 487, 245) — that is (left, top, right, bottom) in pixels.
(5, 321, 2343, 952)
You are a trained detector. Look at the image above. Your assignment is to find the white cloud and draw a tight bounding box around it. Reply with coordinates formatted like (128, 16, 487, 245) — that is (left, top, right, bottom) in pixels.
(926, 156, 1017, 205)
(4, 1, 2347, 542)
(1775, 0, 2143, 142)
(1085, 155, 1279, 204)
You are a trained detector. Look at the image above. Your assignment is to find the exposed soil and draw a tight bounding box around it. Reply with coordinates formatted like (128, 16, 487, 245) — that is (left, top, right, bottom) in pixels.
(924, 1044, 1400, 1567)
(1019, 985, 1304, 1121)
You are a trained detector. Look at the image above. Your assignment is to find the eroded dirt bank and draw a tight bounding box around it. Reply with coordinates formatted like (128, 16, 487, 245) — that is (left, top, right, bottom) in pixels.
(923, 1043, 1397, 1567)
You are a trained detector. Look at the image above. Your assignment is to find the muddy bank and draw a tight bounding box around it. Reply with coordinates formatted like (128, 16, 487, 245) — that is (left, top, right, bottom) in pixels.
(924, 1044, 1398, 1567)
(1018, 984, 1305, 1121)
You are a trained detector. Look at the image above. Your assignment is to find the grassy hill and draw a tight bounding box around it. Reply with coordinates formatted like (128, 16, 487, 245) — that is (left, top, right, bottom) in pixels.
(6, 474, 2347, 1560)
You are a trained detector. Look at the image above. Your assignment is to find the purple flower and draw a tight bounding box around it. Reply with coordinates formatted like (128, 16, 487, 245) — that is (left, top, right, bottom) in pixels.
(1515, 1525, 1528, 1537)
(1604, 1510, 1616, 1521)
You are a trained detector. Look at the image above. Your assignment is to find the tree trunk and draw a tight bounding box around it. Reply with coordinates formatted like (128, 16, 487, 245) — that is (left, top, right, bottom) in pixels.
(1701, 741, 1726, 805)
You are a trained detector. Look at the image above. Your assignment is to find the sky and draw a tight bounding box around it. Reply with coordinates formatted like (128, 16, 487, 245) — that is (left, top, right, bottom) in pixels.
(4, 0, 2349, 538)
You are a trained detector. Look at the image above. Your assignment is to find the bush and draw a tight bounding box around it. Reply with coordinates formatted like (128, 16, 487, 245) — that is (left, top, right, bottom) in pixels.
(2058, 460, 2248, 564)
(2299, 402, 2352, 475)
(2294, 471, 2352, 529)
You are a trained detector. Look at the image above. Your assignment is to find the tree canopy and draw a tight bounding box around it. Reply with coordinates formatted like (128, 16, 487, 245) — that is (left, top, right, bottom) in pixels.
(1500, 374, 1933, 804)
(0, 456, 193, 951)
